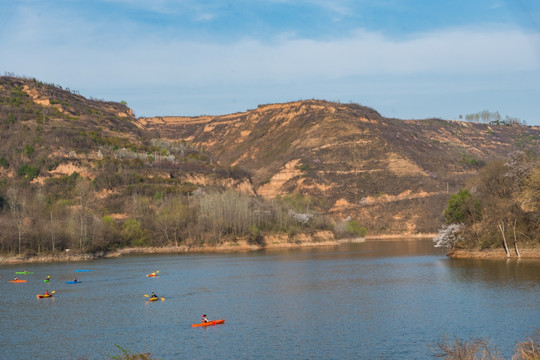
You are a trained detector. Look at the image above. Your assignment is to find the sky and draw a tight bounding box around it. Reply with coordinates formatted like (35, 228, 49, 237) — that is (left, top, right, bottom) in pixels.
(1, 0, 540, 124)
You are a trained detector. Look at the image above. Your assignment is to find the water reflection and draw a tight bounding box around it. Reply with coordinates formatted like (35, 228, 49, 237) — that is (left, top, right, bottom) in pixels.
(447, 257, 540, 289)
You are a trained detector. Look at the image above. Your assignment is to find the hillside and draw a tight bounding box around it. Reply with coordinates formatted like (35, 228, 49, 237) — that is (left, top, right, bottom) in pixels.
(138, 100, 540, 234)
(2, 75, 539, 254)
(0, 76, 261, 255)
(0, 76, 253, 196)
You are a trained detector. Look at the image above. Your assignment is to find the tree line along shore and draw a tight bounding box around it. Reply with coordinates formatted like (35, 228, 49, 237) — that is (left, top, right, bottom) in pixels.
(433, 151, 540, 258)
(2, 151, 540, 262)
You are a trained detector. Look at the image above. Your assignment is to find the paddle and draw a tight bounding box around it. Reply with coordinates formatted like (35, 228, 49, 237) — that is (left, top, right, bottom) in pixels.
(144, 294, 165, 301)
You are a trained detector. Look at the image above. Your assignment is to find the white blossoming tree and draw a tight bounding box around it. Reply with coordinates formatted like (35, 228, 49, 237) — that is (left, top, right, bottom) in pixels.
(433, 223, 464, 248)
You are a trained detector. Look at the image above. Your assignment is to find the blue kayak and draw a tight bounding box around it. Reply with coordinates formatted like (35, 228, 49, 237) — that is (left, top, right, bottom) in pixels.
(65, 281, 82, 284)
(75, 270, 91, 272)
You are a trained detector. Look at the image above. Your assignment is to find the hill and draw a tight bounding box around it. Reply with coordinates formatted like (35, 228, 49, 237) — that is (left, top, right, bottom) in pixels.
(0, 76, 261, 255)
(0, 75, 255, 195)
(138, 100, 540, 235)
(2, 76, 539, 258)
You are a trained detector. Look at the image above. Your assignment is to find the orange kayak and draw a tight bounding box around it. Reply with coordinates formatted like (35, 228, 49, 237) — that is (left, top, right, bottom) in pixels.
(9, 279, 27, 283)
(37, 294, 53, 299)
(146, 274, 158, 277)
(192, 319, 225, 327)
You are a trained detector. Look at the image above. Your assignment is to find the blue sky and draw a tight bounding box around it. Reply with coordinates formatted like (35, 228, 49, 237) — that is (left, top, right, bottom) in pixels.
(1, 0, 539, 124)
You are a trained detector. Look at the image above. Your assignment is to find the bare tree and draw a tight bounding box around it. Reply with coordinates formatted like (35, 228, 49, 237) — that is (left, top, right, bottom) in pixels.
(156, 196, 191, 247)
(7, 186, 26, 254)
(497, 221, 511, 257)
(75, 179, 94, 251)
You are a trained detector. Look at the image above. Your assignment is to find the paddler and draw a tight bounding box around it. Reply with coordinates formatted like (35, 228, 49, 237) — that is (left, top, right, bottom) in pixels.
(150, 292, 158, 299)
(202, 314, 210, 323)
(44, 290, 50, 296)
(45, 275, 50, 281)
(73, 276, 78, 283)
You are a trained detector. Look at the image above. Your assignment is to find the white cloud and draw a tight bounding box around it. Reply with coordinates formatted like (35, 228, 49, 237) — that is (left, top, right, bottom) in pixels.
(1, 5, 539, 121)
(99, 0, 184, 15)
(114, 27, 540, 84)
(3, 22, 539, 89)
(195, 13, 216, 21)
(489, 2, 504, 10)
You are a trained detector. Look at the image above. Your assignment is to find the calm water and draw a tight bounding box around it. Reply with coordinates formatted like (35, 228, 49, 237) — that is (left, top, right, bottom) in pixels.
(1, 240, 539, 360)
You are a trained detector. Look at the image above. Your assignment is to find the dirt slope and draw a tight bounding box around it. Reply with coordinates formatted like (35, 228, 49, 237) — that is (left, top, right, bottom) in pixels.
(138, 100, 540, 234)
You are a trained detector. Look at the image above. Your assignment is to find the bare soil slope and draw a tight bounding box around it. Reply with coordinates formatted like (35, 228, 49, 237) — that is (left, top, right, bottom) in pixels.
(139, 100, 540, 235)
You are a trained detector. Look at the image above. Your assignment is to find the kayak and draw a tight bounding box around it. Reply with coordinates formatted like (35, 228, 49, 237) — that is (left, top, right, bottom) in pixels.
(65, 281, 81, 284)
(146, 273, 158, 277)
(9, 279, 27, 283)
(75, 270, 91, 272)
(192, 319, 225, 327)
(44, 279, 50, 283)
(149, 297, 159, 301)
(37, 294, 53, 299)
(15, 271, 33, 274)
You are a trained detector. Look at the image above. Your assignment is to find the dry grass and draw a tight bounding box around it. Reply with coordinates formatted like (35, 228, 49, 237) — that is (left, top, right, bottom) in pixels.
(433, 332, 540, 360)
(433, 336, 502, 360)
(513, 331, 540, 360)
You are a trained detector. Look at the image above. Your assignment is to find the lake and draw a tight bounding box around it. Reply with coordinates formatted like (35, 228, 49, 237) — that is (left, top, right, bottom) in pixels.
(1, 239, 539, 359)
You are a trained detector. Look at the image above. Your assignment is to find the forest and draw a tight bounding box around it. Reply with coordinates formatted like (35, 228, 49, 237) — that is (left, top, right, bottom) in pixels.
(0, 178, 349, 255)
(434, 151, 540, 255)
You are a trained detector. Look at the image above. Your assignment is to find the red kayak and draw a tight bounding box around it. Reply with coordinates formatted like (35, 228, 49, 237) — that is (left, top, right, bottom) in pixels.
(192, 319, 225, 327)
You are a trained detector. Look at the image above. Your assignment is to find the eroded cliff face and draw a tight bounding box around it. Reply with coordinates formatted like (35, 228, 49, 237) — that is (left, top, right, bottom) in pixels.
(138, 100, 540, 235)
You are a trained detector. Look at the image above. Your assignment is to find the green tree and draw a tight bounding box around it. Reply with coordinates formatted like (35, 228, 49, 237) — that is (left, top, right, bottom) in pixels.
(23, 145, 35, 157)
(121, 218, 148, 247)
(444, 189, 481, 225)
(0, 157, 9, 169)
(17, 163, 40, 180)
(347, 219, 367, 237)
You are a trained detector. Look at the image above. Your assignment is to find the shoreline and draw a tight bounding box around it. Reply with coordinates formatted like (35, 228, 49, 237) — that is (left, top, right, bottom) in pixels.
(0, 232, 434, 265)
(3, 232, 538, 265)
(0, 231, 342, 265)
(0, 241, 340, 265)
(365, 233, 436, 241)
(447, 247, 540, 259)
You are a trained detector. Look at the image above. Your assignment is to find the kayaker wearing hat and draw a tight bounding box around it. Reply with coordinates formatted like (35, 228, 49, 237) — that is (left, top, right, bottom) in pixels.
(202, 314, 210, 323)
